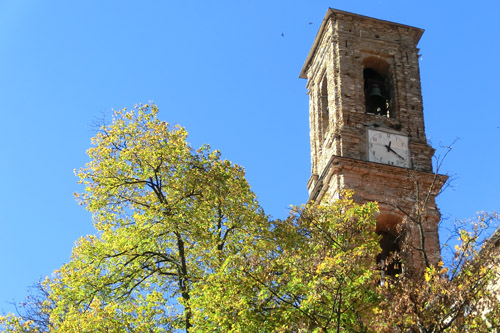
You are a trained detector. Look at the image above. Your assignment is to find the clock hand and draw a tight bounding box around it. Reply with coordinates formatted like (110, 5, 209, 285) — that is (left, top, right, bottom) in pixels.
(384, 144, 405, 160)
(390, 148, 405, 160)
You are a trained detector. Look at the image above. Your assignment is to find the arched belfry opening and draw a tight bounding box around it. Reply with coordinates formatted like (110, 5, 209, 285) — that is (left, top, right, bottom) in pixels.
(377, 230, 403, 277)
(363, 57, 393, 118)
(376, 213, 403, 278)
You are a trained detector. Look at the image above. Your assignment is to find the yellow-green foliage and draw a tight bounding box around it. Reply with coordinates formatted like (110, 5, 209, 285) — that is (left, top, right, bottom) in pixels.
(2, 105, 498, 332)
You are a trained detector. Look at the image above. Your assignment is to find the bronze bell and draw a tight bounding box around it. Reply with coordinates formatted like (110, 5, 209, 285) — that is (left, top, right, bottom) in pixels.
(366, 82, 387, 114)
(367, 83, 385, 102)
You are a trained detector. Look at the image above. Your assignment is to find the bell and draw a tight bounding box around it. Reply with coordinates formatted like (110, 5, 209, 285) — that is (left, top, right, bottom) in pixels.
(367, 83, 385, 102)
(366, 83, 387, 114)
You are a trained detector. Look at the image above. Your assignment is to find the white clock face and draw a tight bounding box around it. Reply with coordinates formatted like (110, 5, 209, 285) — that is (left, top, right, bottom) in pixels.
(368, 130, 410, 168)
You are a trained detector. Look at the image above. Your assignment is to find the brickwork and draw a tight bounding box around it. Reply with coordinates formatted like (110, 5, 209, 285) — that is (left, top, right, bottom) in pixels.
(300, 9, 447, 272)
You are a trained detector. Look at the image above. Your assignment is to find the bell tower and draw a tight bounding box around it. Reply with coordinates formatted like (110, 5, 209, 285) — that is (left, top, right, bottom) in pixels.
(300, 9, 447, 272)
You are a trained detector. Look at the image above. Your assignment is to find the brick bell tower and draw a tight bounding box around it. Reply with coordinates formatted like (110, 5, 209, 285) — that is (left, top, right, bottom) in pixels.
(300, 9, 447, 273)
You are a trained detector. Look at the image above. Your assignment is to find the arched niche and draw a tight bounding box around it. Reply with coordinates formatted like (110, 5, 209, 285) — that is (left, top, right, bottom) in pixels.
(376, 211, 403, 277)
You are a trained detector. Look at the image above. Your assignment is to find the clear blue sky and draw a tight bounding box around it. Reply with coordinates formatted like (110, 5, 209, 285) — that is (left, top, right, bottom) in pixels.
(1, 0, 499, 314)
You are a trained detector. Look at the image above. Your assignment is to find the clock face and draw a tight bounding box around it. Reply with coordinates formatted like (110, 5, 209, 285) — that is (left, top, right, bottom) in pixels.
(368, 129, 410, 168)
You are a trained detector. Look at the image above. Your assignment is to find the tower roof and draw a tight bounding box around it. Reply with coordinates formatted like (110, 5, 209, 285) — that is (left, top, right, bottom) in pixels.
(299, 8, 424, 79)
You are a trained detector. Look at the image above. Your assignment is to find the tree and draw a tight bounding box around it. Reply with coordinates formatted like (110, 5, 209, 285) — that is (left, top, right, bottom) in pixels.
(26, 105, 267, 332)
(188, 192, 383, 332)
(375, 213, 500, 332)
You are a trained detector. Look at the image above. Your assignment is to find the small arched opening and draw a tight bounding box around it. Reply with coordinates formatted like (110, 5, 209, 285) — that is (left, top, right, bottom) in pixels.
(319, 74, 329, 141)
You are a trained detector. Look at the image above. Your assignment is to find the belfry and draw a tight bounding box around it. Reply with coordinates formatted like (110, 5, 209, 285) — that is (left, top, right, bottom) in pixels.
(300, 9, 447, 273)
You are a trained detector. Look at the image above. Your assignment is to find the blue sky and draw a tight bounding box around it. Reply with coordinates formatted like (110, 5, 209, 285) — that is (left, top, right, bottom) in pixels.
(1, 0, 499, 314)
